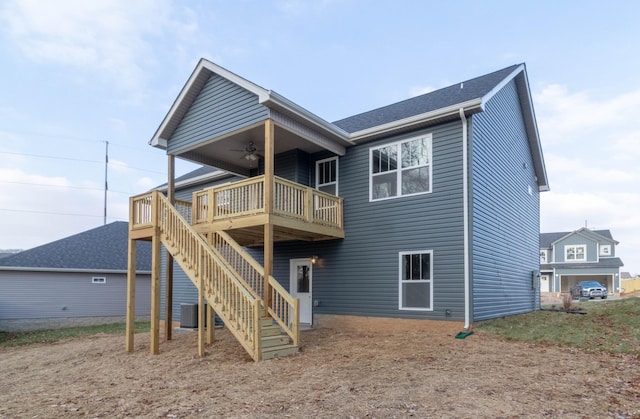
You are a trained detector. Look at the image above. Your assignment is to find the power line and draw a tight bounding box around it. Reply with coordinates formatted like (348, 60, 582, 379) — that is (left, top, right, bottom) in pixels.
(0, 129, 151, 153)
(0, 151, 102, 164)
(0, 180, 135, 195)
(0, 207, 127, 220)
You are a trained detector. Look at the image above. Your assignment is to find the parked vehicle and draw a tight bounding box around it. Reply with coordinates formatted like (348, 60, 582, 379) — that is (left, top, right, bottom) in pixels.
(570, 281, 608, 299)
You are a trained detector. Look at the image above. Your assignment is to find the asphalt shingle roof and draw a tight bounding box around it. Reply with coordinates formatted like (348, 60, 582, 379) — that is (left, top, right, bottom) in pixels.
(541, 257, 624, 270)
(0, 222, 151, 271)
(539, 230, 614, 248)
(332, 65, 520, 133)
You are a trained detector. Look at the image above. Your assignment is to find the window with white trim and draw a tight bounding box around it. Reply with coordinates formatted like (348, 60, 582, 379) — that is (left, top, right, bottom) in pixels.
(540, 249, 548, 264)
(600, 244, 611, 256)
(399, 251, 433, 310)
(565, 245, 586, 262)
(316, 157, 338, 195)
(92, 276, 106, 284)
(370, 134, 432, 201)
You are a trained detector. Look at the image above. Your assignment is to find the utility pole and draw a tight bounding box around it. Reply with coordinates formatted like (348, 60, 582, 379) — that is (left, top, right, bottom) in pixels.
(104, 141, 109, 225)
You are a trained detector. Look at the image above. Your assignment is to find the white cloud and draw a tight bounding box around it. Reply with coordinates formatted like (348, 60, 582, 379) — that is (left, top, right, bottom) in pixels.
(0, 0, 197, 93)
(409, 85, 436, 97)
(535, 84, 640, 147)
(136, 176, 156, 191)
(536, 83, 640, 273)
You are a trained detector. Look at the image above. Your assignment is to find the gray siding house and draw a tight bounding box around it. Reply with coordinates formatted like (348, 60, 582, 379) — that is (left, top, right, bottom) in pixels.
(136, 58, 548, 340)
(0, 222, 152, 331)
(539, 228, 624, 294)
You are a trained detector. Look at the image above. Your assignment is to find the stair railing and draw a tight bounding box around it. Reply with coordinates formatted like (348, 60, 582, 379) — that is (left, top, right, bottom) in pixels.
(153, 191, 262, 360)
(211, 231, 299, 346)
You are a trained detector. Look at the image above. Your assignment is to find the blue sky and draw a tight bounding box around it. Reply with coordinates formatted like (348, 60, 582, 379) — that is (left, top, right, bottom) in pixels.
(1, 0, 639, 274)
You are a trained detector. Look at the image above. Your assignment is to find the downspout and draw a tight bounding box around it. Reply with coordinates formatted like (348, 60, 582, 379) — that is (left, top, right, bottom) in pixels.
(459, 108, 471, 330)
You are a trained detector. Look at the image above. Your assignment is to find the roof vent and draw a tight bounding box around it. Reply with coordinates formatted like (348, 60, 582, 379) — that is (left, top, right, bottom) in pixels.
(460, 82, 464, 89)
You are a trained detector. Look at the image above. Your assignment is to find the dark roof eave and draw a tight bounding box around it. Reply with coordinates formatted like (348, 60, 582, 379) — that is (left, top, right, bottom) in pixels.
(348, 99, 484, 143)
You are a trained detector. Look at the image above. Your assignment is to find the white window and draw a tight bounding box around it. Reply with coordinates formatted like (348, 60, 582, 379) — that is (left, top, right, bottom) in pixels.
(316, 157, 338, 195)
(399, 251, 433, 311)
(565, 245, 586, 262)
(540, 249, 548, 264)
(92, 276, 106, 284)
(600, 244, 611, 256)
(370, 134, 432, 201)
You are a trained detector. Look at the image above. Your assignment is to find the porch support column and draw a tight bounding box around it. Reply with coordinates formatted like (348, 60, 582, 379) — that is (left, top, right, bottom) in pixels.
(198, 270, 205, 357)
(263, 119, 274, 317)
(125, 237, 136, 352)
(150, 231, 161, 354)
(164, 154, 175, 341)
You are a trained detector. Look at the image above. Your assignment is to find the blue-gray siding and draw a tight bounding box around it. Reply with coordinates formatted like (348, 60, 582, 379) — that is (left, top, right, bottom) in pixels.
(553, 235, 598, 263)
(0, 271, 151, 320)
(167, 74, 269, 155)
(252, 122, 466, 321)
(469, 79, 540, 321)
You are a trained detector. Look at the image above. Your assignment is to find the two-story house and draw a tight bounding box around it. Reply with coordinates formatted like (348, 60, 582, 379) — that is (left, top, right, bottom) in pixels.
(125, 59, 549, 361)
(539, 228, 624, 295)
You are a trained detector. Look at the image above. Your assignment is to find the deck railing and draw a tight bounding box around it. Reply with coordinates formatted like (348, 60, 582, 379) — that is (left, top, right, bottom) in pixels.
(192, 175, 342, 231)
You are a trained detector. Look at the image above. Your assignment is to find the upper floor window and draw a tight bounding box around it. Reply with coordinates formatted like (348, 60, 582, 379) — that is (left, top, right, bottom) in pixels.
(370, 134, 432, 201)
(600, 244, 611, 256)
(540, 249, 548, 264)
(565, 245, 586, 262)
(92, 276, 106, 284)
(316, 157, 338, 195)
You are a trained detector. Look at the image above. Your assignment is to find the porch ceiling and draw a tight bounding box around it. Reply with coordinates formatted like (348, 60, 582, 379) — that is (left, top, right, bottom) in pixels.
(175, 122, 328, 175)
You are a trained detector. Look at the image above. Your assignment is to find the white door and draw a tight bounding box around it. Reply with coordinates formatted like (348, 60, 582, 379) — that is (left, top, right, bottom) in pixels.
(290, 259, 312, 325)
(540, 275, 550, 293)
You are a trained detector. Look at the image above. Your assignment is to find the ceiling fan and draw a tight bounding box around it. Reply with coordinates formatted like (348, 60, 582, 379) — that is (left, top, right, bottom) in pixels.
(230, 141, 261, 161)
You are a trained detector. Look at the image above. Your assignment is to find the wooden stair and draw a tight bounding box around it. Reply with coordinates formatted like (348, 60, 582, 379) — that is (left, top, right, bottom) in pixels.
(259, 318, 298, 360)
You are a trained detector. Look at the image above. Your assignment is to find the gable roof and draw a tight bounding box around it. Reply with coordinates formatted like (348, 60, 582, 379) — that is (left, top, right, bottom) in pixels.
(149, 59, 548, 190)
(540, 228, 618, 248)
(0, 222, 151, 273)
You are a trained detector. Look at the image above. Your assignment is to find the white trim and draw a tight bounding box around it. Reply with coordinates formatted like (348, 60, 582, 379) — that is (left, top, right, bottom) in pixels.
(398, 250, 434, 311)
(564, 244, 587, 262)
(315, 156, 339, 196)
(460, 108, 471, 330)
(289, 258, 313, 325)
(599, 244, 612, 257)
(369, 134, 433, 202)
(539, 249, 549, 264)
(480, 65, 525, 109)
(350, 99, 483, 142)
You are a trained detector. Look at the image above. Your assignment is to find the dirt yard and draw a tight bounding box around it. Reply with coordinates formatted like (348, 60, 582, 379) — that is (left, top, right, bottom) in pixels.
(1, 325, 639, 418)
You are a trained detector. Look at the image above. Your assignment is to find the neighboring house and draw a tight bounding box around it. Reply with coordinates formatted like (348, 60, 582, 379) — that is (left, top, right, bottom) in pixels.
(127, 58, 548, 360)
(539, 228, 624, 294)
(0, 222, 152, 332)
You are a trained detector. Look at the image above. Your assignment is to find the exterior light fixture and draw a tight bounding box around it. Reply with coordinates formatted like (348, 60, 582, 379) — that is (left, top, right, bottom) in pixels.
(311, 255, 319, 264)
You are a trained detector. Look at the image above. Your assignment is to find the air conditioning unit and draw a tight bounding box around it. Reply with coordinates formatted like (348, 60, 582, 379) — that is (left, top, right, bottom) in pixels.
(180, 303, 212, 328)
(180, 303, 198, 328)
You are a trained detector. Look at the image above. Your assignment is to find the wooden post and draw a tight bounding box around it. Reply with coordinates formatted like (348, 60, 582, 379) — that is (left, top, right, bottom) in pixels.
(198, 253, 205, 357)
(206, 233, 215, 345)
(263, 119, 275, 317)
(165, 155, 175, 341)
(206, 303, 215, 344)
(125, 237, 136, 352)
(150, 232, 161, 355)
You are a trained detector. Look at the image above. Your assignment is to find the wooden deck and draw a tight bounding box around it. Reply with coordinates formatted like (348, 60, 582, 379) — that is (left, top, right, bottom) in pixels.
(191, 175, 344, 245)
